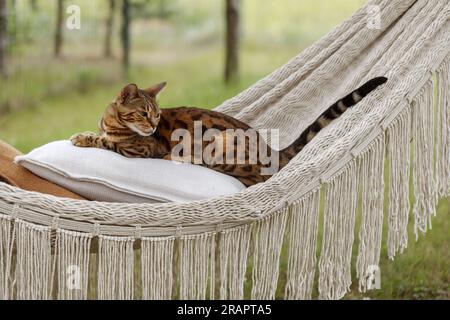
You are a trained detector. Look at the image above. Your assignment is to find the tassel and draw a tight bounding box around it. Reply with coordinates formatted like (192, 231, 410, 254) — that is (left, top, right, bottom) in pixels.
(435, 59, 450, 197)
(251, 208, 288, 300)
(218, 225, 251, 300)
(0, 215, 13, 300)
(14, 219, 52, 300)
(318, 161, 358, 300)
(56, 230, 92, 300)
(356, 135, 385, 292)
(284, 190, 320, 300)
(411, 81, 437, 238)
(386, 109, 411, 259)
(97, 235, 135, 300)
(178, 233, 215, 300)
(141, 236, 175, 300)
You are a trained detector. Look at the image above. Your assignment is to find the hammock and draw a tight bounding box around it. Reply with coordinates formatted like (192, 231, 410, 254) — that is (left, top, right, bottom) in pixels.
(0, 0, 448, 300)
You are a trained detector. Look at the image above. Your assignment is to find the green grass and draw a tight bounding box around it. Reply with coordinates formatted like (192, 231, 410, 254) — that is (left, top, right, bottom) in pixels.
(346, 198, 449, 300)
(354, 200, 449, 300)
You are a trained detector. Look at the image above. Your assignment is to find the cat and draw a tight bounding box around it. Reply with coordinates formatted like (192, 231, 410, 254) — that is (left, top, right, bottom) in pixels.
(71, 77, 387, 187)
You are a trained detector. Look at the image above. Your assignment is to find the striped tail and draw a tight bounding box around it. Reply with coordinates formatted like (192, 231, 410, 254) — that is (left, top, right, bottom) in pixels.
(279, 77, 387, 167)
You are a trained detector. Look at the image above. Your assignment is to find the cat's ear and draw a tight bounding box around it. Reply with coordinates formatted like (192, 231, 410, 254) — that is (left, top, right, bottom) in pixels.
(118, 83, 139, 104)
(144, 82, 167, 98)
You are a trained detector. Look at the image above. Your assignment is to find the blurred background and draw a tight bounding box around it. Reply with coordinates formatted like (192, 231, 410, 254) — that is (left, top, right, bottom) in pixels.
(0, 0, 366, 151)
(0, 0, 447, 299)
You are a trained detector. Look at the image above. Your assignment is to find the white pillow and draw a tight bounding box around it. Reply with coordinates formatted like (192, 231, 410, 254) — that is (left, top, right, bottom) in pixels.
(15, 141, 246, 203)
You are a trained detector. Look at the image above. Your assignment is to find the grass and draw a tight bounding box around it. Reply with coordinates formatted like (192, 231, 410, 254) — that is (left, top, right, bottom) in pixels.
(347, 199, 449, 300)
(0, 0, 448, 299)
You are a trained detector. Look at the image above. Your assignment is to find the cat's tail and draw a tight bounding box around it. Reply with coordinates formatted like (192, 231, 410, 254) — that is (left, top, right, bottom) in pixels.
(279, 76, 388, 168)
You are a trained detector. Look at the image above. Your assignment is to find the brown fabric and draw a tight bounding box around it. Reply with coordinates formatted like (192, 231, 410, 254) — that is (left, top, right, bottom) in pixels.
(0, 140, 86, 200)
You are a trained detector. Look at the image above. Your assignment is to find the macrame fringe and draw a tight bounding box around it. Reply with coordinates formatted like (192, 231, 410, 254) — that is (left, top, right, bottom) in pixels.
(218, 225, 251, 300)
(14, 219, 52, 300)
(0, 215, 13, 300)
(411, 81, 437, 239)
(356, 135, 385, 292)
(386, 108, 411, 259)
(284, 190, 320, 300)
(178, 232, 215, 300)
(56, 230, 92, 300)
(318, 161, 358, 300)
(141, 236, 175, 300)
(251, 208, 288, 300)
(97, 235, 134, 300)
(435, 60, 450, 197)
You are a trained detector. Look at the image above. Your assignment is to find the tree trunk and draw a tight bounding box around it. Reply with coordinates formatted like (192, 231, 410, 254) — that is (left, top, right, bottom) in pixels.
(30, 0, 38, 12)
(9, 0, 15, 46)
(159, 0, 166, 19)
(224, 0, 240, 83)
(0, 0, 7, 78)
(121, 0, 130, 77)
(104, 0, 115, 58)
(54, 0, 64, 58)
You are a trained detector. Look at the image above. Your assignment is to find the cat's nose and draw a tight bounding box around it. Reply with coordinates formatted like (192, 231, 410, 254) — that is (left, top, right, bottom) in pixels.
(151, 118, 160, 127)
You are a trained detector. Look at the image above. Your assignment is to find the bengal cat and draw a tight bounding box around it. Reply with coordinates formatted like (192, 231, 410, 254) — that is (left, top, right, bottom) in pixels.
(71, 77, 387, 187)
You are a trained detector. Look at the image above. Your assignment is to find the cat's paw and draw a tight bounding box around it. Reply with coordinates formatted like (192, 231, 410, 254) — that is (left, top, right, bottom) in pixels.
(70, 132, 97, 147)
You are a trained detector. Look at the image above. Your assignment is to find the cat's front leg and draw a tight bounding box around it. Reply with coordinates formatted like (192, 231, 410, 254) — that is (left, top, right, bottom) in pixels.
(162, 153, 172, 161)
(70, 132, 114, 150)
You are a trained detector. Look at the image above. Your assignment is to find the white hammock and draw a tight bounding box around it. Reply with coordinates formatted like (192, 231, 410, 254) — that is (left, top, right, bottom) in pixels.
(0, 0, 448, 300)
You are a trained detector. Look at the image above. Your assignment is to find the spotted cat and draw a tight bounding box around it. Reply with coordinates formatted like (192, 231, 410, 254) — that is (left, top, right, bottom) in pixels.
(71, 77, 387, 187)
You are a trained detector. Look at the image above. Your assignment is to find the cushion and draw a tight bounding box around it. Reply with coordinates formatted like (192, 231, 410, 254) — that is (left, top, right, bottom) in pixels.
(0, 140, 85, 200)
(15, 140, 246, 203)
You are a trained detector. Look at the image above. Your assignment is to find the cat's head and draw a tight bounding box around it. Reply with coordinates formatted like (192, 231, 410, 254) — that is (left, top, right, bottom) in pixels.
(114, 82, 166, 136)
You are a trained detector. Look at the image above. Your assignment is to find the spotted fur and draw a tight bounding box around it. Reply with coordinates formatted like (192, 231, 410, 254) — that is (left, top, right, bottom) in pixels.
(71, 77, 387, 187)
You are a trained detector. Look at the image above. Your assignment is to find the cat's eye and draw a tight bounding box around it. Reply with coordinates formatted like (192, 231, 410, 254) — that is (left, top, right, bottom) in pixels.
(139, 111, 148, 117)
(156, 113, 161, 119)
